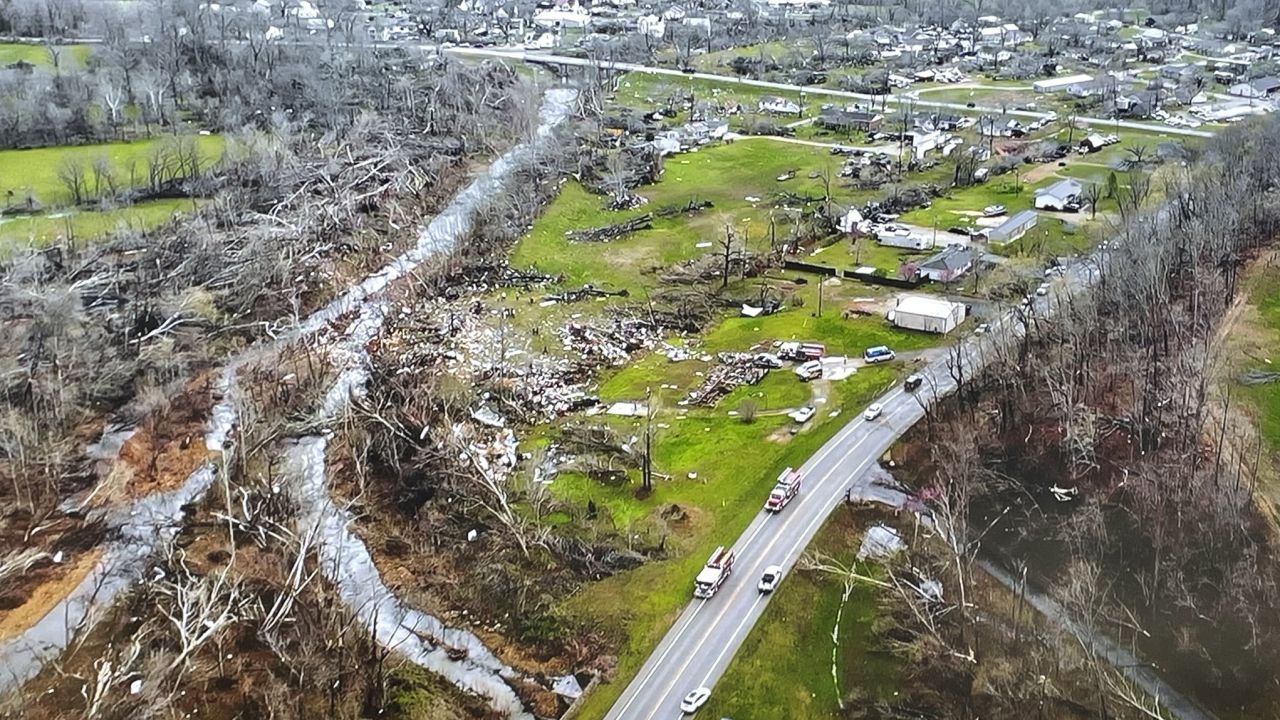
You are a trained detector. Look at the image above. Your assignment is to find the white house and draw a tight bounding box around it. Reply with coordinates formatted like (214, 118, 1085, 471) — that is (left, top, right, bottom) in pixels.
(637, 14, 665, 37)
(1034, 178, 1084, 210)
(532, 8, 590, 28)
(888, 295, 966, 334)
(985, 210, 1038, 245)
(877, 230, 933, 250)
(1033, 74, 1091, 93)
(758, 96, 802, 115)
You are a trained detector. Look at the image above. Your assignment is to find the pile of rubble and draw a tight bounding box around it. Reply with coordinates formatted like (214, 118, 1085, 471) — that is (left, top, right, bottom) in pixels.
(558, 315, 665, 367)
(685, 352, 770, 407)
(566, 200, 714, 243)
(540, 285, 630, 306)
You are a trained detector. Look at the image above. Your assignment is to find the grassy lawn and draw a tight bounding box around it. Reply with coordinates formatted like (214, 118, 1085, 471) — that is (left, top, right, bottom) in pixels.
(511, 141, 878, 290)
(702, 303, 937, 356)
(1233, 263, 1280, 452)
(899, 176, 1037, 228)
(804, 236, 928, 274)
(0, 42, 92, 69)
(0, 198, 196, 248)
(702, 509, 899, 719)
(686, 41, 808, 72)
(613, 71, 816, 121)
(0, 135, 225, 208)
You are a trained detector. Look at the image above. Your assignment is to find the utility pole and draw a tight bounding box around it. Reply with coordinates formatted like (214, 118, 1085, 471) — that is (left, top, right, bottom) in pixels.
(642, 386, 654, 494)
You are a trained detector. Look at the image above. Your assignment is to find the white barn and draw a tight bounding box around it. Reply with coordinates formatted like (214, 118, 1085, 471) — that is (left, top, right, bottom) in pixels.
(888, 295, 966, 334)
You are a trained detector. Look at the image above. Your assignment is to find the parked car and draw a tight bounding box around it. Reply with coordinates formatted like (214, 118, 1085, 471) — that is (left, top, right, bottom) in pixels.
(1036, 283, 1050, 296)
(794, 360, 823, 381)
(863, 346, 896, 364)
(789, 406, 816, 423)
(863, 403, 884, 421)
(753, 352, 784, 369)
(758, 565, 783, 593)
(681, 687, 712, 714)
(975, 322, 991, 334)
(681, 66, 696, 74)
(982, 204, 1007, 217)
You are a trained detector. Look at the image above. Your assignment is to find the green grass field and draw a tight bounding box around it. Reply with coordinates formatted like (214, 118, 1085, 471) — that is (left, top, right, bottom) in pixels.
(613, 71, 816, 122)
(0, 42, 92, 69)
(1236, 265, 1280, 451)
(0, 198, 196, 248)
(702, 510, 899, 719)
(0, 135, 226, 208)
(511, 140, 878, 290)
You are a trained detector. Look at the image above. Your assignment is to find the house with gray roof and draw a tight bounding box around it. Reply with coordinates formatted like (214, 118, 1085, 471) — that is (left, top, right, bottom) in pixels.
(919, 245, 974, 283)
(985, 210, 1038, 245)
(1035, 178, 1084, 211)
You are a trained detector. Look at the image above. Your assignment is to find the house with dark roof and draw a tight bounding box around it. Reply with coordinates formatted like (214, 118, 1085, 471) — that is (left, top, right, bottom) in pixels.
(817, 108, 882, 131)
(919, 245, 974, 283)
(1228, 76, 1280, 98)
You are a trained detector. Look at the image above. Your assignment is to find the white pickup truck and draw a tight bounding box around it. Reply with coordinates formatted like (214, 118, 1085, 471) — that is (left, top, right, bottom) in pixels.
(764, 467, 802, 512)
(693, 546, 736, 599)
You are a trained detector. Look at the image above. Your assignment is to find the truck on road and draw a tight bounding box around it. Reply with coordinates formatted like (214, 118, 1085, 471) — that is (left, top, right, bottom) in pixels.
(765, 467, 802, 512)
(694, 546, 736, 598)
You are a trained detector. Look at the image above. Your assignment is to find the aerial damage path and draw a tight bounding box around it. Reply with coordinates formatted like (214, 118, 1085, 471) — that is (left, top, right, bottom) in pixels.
(0, 88, 577, 719)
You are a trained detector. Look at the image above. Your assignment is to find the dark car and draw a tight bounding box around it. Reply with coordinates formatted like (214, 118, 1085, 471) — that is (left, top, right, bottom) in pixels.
(905, 374, 924, 391)
(681, 66, 696, 74)
(966, 101, 976, 108)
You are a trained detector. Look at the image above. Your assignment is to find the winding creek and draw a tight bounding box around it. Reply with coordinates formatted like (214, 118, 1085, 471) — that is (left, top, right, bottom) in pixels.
(0, 88, 577, 718)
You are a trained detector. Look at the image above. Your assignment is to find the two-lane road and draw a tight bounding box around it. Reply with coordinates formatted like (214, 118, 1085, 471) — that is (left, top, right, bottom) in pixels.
(604, 327, 1002, 719)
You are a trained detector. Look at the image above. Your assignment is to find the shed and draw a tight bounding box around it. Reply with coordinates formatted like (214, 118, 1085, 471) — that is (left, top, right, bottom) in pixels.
(877, 230, 933, 250)
(888, 295, 966, 334)
(986, 209, 1038, 245)
(1032, 73, 1094, 93)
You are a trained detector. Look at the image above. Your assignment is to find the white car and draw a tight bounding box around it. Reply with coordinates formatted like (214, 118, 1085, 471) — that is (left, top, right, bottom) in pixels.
(789, 406, 816, 423)
(863, 403, 883, 421)
(680, 687, 712, 714)
(975, 322, 990, 335)
(758, 565, 783, 593)
(1035, 283, 1049, 296)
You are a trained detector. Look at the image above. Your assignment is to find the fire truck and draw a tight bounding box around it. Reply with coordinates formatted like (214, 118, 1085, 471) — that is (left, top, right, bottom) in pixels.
(764, 467, 802, 512)
(693, 546, 736, 598)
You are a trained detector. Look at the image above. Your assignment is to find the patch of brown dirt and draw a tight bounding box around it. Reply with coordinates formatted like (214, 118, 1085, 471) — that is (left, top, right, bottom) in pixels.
(102, 374, 219, 504)
(1021, 161, 1063, 184)
(0, 546, 102, 641)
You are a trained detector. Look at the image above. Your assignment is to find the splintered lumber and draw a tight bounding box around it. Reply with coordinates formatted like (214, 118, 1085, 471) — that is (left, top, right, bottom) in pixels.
(566, 200, 714, 243)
